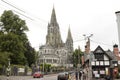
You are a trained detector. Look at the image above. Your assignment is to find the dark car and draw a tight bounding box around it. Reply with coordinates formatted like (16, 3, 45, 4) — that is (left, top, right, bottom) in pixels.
(33, 71, 44, 78)
(104, 75, 111, 80)
(57, 72, 69, 80)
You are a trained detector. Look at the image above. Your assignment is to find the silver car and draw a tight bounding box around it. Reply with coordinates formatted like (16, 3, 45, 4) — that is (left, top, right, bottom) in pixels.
(57, 72, 69, 80)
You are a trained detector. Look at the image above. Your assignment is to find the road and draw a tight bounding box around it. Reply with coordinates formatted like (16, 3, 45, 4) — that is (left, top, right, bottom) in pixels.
(0, 74, 57, 80)
(0, 73, 76, 80)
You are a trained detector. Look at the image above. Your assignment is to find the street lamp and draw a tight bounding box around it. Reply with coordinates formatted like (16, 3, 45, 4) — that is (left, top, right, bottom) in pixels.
(83, 34, 93, 42)
(43, 56, 45, 74)
(7, 59, 11, 77)
(8, 59, 10, 66)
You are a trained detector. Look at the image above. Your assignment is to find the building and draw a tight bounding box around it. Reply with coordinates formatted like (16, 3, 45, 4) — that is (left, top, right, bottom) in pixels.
(81, 38, 118, 79)
(38, 7, 73, 67)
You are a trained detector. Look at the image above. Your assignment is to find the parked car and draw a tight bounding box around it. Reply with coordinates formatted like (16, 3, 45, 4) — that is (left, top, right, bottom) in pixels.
(104, 75, 111, 80)
(33, 71, 44, 78)
(57, 72, 69, 80)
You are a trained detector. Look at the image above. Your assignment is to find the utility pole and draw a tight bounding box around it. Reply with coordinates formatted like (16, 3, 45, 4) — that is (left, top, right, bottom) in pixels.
(83, 34, 93, 53)
(83, 34, 93, 42)
(83, 34, 93, 80)
(78, 46, 80, 67)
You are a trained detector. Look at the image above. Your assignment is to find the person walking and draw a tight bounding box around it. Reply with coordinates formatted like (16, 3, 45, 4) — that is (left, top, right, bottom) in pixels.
(83, 72, 86, 80)
(79, 71, 82, 80)
(75, 71, 78, 80)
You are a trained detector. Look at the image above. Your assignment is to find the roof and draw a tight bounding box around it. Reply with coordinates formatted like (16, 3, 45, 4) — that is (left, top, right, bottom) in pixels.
(83, 46, 117, 62)
(39, 54, 59, 59)
(39, 45, 54, 49)
(106, 50, 116, 60)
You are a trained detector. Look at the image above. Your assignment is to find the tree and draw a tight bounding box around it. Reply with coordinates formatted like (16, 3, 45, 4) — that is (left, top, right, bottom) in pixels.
(0, 10, 36, 65)
(24, 42, 36, 66)
(72, 48, 83, 68)
(0, 52, 10, 67)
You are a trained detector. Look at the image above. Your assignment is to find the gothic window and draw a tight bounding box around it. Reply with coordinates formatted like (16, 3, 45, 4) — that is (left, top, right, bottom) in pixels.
(57, 51, 59, 54)
(40, 59, 43, 63)
(53, 59, 57, 63)
(46, 59, 52, 63)
(45, 50, 46, 53)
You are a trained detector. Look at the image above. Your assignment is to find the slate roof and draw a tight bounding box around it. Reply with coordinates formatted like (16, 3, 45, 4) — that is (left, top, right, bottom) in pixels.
(83, 46, 117, 62)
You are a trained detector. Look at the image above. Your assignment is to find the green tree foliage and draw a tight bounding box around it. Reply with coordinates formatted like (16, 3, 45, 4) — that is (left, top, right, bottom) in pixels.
(24, 42, 36, 66)
(72, 48, 83, 68)
(40, 64, 51, 72)
(0, 10, 28, 34)
(0, 52, 10, 67)
(0, 10, 36, 66)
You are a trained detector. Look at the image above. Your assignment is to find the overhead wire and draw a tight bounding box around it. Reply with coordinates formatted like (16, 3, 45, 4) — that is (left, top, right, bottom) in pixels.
(90, 39, 113, 47)
(1, 0, 115, 48)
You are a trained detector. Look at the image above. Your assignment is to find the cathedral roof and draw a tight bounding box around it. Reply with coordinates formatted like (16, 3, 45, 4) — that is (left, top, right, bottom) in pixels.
(39, 45, 54, 49)
(40, 54, 59, 58)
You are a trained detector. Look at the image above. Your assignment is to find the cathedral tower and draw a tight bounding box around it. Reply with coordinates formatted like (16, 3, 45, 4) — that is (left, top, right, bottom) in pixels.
(46, 7, 63, 47)
(65, 27, 73, 53)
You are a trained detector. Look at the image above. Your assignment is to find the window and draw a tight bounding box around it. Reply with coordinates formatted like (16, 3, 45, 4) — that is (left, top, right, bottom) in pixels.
(104, 61, 109, 66)
(53, 59, 57, 63)
(46, 59, 52, 63)
(96, 61, 99, 66)
(100, 61, 104, 66)
(91, 61, 95, 66)
(95, 53, 104, 60)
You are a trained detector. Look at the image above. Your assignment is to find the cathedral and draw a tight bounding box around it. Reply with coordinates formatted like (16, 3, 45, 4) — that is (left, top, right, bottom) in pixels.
(39, 7, 73, 67)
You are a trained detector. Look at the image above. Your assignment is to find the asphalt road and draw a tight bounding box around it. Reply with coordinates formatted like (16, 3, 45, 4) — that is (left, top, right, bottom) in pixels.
(0, 74, 57, 80)
(0, 73, 76, 80)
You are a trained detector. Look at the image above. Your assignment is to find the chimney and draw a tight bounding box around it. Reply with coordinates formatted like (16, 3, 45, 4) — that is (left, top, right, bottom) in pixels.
(81, 56, 84, 65)
(113, 44, 119, 56)
(85, 38, 90, 54)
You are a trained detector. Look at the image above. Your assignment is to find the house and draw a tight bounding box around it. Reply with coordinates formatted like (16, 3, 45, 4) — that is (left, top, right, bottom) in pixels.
(81, 38, 118, 78)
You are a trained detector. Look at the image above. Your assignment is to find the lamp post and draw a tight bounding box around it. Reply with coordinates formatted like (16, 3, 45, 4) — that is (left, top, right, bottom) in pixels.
(43, 56, 45, 74)
(7, 59, 11, 77)
(8, 59, 10, 66)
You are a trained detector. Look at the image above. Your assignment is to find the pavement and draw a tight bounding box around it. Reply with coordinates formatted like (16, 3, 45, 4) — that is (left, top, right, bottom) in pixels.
(0, 76, 32, 80)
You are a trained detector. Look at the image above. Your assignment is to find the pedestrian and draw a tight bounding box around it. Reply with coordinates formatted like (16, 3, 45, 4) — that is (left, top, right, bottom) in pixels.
(83, 72, 86, 80)
(79, 71, 82, 80)
(75, 71, 78, 80)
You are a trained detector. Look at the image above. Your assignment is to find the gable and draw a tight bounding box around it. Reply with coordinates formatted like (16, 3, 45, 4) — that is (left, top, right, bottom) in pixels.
(93, 46, 105, 54)
(104, 55, 109, 60)
(93, 46, 111, 60)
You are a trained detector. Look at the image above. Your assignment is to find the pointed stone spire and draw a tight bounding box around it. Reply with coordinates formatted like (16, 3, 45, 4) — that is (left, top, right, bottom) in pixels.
(50, 7, 57, 25)
(66, 26, 73, 53)
(66, 26, 73, 42)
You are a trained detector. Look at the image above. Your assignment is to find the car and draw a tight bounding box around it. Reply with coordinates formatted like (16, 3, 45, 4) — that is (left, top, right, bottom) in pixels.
(33, 71, 44, 78)
(57, 72, 69, 80)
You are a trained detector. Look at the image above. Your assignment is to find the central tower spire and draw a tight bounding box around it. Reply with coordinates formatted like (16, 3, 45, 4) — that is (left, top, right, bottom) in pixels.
(50, 7, 57, 26)
(46, 7, 63, 47)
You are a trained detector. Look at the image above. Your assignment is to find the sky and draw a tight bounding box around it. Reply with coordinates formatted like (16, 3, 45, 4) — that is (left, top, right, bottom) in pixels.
(0, 0, 120, 51)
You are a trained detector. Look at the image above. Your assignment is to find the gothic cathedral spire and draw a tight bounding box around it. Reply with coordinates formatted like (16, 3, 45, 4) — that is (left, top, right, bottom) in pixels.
(50, 7, 58, 26)
(66, 27, 73, 42)
(66, 26, 73, 53)
(46, 7, 63, 47)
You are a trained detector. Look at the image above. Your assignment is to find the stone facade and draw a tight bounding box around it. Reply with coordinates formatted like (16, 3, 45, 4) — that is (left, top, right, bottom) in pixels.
(38, 7, 73, 67)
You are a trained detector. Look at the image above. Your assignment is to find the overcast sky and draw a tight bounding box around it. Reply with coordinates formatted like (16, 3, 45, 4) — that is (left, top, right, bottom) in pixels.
(0, 0, 120, 51)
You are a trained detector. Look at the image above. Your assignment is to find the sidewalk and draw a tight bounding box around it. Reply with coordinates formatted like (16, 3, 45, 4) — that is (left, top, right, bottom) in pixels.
(0, 76, 32, 80)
